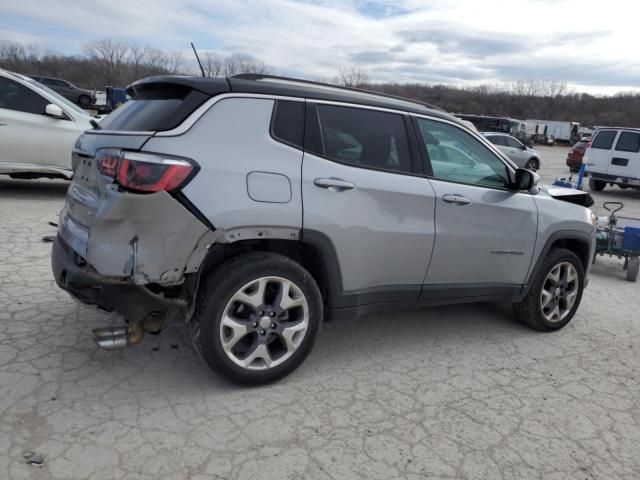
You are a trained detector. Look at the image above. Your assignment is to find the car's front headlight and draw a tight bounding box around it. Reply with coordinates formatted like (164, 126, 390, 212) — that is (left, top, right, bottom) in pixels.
(589, 209, 597, 228)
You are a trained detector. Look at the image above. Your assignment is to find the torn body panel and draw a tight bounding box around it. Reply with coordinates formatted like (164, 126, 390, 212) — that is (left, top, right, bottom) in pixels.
(60, 189, 210, 284)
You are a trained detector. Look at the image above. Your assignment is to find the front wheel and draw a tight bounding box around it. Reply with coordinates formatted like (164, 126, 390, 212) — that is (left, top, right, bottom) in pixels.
(191, 252, 323, 385)
(525, 158, 539, 171)
(513, 248, 585, 331)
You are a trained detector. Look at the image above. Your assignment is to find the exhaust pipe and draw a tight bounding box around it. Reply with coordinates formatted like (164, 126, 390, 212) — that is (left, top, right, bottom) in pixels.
(93, 322, 144, 350)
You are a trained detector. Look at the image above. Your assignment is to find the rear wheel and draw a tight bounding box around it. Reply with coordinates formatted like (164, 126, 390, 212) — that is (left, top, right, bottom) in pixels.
(513, 248, 585, 331)
(78, 95, 91, 107)
(191, 252, 322, 385)
(525, 158, 539, 171)
(589, 178, 606, 191)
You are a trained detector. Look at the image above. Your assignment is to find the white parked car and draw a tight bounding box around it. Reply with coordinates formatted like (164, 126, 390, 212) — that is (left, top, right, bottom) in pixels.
(0, 68, 94, 180)
(482, 132, 542, 171)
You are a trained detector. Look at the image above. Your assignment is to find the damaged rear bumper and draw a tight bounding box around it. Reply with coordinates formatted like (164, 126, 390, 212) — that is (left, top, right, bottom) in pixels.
(52, 235, 188, 323)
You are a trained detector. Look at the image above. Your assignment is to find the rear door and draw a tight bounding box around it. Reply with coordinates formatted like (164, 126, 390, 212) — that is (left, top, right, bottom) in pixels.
(414, 116, 537, 296)
(608, 130, 640, 179)
(585, 129, 618, 175)
(301, 102, 436, 306)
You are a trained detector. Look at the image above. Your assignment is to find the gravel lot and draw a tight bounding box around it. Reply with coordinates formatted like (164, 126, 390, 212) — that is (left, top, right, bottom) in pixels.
(1, 145, 639, 479)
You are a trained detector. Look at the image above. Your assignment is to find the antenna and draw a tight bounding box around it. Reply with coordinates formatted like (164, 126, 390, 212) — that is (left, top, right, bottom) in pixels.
(190, 42, 205, 77)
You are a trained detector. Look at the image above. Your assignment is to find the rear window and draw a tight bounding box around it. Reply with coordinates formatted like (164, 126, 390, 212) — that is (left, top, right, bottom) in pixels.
(615, 131, 640, 153)
(98, 86, 208, 132)
(591, 130, 617, 150)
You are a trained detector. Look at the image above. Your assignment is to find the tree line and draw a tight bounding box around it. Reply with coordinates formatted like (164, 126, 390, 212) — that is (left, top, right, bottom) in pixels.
(2, 39, 639, 127)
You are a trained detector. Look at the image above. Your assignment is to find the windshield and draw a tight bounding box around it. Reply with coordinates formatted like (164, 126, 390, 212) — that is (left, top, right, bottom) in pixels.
(22, 76, 89, 117)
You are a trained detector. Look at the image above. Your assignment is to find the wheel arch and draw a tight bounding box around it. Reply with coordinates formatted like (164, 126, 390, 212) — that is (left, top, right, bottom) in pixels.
(523, 231, 593, 296)
(195, 232, 342, 316)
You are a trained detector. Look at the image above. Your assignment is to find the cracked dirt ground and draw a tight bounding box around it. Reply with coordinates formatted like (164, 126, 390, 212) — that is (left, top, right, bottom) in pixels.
(1, 146, 640, 479)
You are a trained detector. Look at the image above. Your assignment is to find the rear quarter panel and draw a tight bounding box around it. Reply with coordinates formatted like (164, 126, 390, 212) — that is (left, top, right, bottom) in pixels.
(143, 97, 303, 232)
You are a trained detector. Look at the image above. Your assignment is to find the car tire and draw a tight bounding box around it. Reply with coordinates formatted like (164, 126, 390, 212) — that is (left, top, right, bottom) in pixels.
(513, 248, 585, 332)
(525, 158, 539, 171)
(78, 95, 92, 107)
(190, 252, 323, 385)
(589, 178, 606, 191)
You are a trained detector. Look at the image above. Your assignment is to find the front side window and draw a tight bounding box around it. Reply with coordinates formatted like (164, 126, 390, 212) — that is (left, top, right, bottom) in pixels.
(487, 135, 506, 146)
(504, 136, 523, 149)
(416, 118, 510, 188)
(591, 130, 617, 150)
(614, 131, 640, 153)
(311, 104, 412, 173)
(0, 77, 48, 115)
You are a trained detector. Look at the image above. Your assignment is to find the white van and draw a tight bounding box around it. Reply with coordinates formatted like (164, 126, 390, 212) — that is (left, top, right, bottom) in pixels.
(584, 128, 640, 191)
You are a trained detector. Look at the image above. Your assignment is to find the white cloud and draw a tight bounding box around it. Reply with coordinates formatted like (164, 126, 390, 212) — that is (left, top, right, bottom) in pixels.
(1, 0, 639, 93)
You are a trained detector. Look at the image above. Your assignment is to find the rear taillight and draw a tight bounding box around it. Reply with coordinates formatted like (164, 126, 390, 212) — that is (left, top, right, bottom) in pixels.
(117, 152, 195, 192)
(96, 148, 121, 177)
(95, 149, 196, 193)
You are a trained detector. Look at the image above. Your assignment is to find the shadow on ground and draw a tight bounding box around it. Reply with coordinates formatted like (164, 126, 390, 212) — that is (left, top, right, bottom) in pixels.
(0, 178, 69, 200)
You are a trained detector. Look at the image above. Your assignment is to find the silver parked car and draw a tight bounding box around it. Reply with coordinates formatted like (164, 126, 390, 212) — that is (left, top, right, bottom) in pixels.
(483, 132, 542, 171)
(52, 74, 596, 385)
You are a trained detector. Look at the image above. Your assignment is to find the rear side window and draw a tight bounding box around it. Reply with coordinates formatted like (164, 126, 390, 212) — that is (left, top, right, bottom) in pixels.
(615, 131, 640, 153)
(591, 130, 617, 150)
(309, 104, 412, 174)
(98, 86, 209, 132)
(271, 100, 304, 149)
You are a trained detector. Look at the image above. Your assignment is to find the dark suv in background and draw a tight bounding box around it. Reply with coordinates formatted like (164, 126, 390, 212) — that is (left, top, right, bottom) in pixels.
(29, 75, 95, 107)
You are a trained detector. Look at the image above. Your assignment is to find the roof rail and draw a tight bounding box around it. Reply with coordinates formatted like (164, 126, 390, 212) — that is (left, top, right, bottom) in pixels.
(232, 73, 444, 112)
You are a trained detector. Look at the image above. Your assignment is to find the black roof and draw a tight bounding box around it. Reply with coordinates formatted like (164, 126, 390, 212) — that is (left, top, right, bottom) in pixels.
(127, 74, 461, 125)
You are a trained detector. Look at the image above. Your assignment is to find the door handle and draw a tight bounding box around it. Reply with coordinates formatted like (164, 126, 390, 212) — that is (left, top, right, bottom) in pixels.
(442, 194, 472, 206)
(314, 178, 355, 192)
(0, 122, 7, 127)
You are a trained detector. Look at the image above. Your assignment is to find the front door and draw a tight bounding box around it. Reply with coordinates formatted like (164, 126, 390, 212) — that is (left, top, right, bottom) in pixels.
(302, 102, 436, 307)
(413, 117, 537, 297)
(0, 76, 78, 170)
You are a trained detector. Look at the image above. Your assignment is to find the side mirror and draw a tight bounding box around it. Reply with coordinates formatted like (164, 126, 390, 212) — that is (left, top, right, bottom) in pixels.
(45, 103, 65, 119)
(521, 144, 527, 150)
(512, 168, 538, 190)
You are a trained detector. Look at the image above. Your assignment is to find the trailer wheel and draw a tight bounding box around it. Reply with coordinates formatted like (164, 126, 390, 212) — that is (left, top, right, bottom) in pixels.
(589, 178, 606, 191)
(626, 257, 639, 282)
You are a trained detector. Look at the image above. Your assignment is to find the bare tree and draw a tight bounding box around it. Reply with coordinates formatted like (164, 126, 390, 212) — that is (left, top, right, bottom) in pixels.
(83, 38, 131, 85)
(335, 66, 369, 87)
(165, 51, 184, 74)
(221, 54, 272, 77)
(128, 43, 148, 81)
(200, 51, 223, 77)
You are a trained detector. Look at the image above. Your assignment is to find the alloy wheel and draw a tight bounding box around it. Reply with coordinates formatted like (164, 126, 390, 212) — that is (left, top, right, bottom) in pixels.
(540, 262, 579, 322)
(219, 276, 309, 370)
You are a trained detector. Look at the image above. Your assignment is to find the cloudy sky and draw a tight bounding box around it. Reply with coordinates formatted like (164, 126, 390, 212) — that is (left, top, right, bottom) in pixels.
(1, 0, 639, 94)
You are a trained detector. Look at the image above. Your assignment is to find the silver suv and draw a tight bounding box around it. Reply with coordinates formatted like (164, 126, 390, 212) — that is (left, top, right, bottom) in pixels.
(52, 75, 596, 385)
